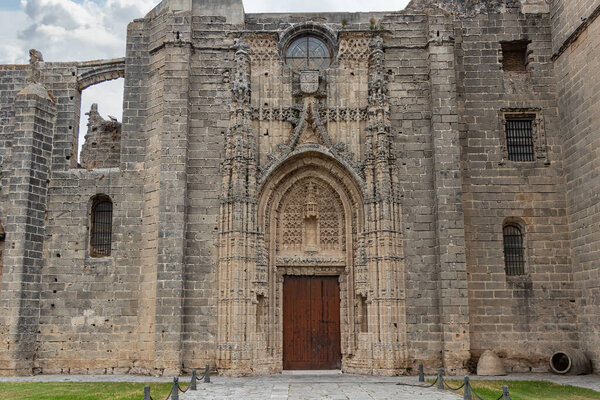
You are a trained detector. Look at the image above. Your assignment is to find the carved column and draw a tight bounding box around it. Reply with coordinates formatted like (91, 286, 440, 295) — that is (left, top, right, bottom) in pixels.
(217, 39, 261, 374)
(360, 36, 408, 375)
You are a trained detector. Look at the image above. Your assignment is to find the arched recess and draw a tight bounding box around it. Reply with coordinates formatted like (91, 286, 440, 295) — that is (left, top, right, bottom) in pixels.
(256, 151, 365, 370)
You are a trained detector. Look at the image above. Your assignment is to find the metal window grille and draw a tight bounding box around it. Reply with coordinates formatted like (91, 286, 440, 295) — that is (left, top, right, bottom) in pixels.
(506, 119, 534, 161)
(91, 200, 112, 257)
(503, 225, 525, 275)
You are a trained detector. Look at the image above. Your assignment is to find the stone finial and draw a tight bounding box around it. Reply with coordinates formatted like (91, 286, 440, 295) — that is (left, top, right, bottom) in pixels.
(477, 350, 507, 376)
(85, 103, 103, 125)
(233, 37, 250, 55)
(29, 49, 44, 66)
(370, 35, 384, 52)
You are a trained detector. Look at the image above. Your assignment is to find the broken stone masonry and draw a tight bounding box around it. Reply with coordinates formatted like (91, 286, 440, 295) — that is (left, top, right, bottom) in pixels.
(80, 104, 122, 170)
(0, 0, 598, 377)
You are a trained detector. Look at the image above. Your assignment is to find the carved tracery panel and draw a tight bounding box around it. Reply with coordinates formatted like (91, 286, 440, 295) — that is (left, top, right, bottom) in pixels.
(276, 178, 345, 257)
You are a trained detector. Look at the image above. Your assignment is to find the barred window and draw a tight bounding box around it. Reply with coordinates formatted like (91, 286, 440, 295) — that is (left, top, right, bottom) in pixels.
(90, 196, 112, 257)
(506, 118, 534, 161)
(503, 224, 525, 275)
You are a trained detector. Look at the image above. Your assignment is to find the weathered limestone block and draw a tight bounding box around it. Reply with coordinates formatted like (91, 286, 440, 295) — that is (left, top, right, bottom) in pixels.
(477, 351, 507, 376)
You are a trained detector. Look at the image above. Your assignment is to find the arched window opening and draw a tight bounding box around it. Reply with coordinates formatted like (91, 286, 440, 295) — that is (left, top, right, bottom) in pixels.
(503, 224, 525, 275)
(285, 36, 332, 70)
(78, 78, 124, 168)
(90, 196, 113, 257)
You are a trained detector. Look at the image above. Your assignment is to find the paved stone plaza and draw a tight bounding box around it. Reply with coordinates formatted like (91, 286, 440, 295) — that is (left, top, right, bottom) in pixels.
(3, 372, 599, 399)
(179, 374, 454, 400)
(179, 373, 600, 400)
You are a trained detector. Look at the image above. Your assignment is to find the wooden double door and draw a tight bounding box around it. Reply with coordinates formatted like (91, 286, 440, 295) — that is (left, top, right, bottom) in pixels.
(282, 275, 341, 370)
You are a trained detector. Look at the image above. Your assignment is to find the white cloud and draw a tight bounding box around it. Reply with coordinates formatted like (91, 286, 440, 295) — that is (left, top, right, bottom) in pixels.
(11, 0, 160, 62)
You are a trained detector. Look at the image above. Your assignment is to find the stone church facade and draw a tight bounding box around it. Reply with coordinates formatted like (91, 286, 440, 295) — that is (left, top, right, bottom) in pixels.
(0, 0, 598, 377)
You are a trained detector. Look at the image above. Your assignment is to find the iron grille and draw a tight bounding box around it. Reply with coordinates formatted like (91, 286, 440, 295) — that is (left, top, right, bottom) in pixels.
(503, 225, 525, 275)
(506, 119, 534, 161)
(91, 200, 112, 257)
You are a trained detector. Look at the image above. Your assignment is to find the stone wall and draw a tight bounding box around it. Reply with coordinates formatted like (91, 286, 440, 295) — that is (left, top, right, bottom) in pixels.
(456, 6, 579, 371)
(0, 0, 597, 377)
(181, 14, 233, 372)
(38, 169, 144, 374)
(552, 0, 600, 372)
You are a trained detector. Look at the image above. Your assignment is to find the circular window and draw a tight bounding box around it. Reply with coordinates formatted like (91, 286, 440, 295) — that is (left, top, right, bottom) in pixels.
(285, 36, 332, 70)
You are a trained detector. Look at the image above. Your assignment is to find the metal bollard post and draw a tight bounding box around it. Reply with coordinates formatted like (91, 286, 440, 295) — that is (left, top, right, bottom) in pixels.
(463, 376, 472, 400)
(204, 363, 211, 383)
(437, 368, 444, 390)
(418, 364, 424, 382)
(172, 377, 179, 400)
(143, 385, 151, 400)
(190, 369, 197, 390)
(503, 385, 511, 400)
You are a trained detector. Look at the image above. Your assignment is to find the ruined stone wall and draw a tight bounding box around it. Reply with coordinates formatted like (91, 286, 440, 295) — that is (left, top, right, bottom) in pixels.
(0, 66, 28, 236)
(38, 170, 144, 374)
(80, 104, 122, 170)
(0, 66, 28, 165)
(0, 54, 143, 376)
(32, 61, 143, 374)
(552, 0, 600, 372)
(456, 6, 578, 371)
(124, 16, 158, 374)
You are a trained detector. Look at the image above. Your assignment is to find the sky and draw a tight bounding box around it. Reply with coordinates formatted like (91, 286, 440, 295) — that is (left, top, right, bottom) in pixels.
(0, 0, 410, 159)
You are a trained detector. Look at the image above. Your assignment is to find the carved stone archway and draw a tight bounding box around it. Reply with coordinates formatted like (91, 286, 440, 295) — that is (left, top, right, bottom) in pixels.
(256, 152, 365, 372)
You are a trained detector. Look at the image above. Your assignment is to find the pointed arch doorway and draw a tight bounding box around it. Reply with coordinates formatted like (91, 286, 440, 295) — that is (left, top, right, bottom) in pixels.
(258, 152, 364, 372)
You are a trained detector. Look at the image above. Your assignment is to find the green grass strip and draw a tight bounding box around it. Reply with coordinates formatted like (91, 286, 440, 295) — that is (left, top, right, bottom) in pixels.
(0, 381, 177, 400)
(444, 380, 600, 400)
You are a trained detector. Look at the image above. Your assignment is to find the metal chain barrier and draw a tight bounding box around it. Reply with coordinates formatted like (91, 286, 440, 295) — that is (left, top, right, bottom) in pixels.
(403, 364, 512, 400)
(142, 364, 211, 400)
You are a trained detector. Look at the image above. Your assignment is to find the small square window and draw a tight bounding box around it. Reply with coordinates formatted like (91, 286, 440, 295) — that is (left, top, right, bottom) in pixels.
(505, 117, 535, 161)
(501, 40, 530, 72)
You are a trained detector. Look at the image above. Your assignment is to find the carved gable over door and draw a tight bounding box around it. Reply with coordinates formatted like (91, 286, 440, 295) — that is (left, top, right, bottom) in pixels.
(277, 178, 345, 262)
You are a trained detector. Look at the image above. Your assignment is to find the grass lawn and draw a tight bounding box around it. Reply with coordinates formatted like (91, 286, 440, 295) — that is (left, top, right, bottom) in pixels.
(444, 380, 600, 400)
(0, 381, 185, 400)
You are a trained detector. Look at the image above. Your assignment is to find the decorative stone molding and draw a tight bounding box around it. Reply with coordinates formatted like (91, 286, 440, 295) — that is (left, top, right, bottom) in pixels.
(247, 34, 279, 61)
(338, 35, 371, 62)
(251, 106, 367, 122)
(256, 97, 363, 182)
(278, 22, 339, 63)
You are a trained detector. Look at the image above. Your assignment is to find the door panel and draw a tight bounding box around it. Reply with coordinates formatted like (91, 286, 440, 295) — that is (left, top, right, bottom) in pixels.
(283, 275, 341, 369)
